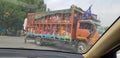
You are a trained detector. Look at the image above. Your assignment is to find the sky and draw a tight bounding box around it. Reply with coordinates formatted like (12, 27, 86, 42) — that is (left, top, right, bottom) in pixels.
(44, 0, 120, 26)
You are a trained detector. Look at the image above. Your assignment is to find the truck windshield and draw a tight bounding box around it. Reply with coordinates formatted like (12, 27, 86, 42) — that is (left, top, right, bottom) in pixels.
(0, 0, 119, 55)
(80, 22, 94, 33)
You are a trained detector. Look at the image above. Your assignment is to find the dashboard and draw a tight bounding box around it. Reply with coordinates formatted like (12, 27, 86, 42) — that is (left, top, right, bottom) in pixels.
(0, 48, 83, 58)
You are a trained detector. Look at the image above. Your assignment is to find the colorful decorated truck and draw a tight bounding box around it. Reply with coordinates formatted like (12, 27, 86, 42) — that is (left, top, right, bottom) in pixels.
(25, 5, 104, 53)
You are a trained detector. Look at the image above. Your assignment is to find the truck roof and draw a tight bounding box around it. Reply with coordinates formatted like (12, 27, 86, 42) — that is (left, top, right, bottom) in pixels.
(79, 20, 100, 26)
(30, 5, 99, 22)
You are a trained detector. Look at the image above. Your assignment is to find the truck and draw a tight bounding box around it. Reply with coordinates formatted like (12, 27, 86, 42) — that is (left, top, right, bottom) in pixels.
(25, 5, 104, 53)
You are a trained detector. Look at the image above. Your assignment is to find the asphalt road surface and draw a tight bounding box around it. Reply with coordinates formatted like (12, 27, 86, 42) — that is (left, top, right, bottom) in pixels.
(0, 36, 63, 51)
(0, 36, 120, 57)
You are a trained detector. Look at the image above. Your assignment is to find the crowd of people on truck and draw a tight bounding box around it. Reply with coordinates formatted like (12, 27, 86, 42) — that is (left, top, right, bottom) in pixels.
(26, 13, 73, 40)
(27, 25, 71, 37)
(41, 14, 71, 23)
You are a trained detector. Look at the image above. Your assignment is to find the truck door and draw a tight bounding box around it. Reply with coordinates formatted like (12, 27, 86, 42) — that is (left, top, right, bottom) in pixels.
(76, 22, 95, 40)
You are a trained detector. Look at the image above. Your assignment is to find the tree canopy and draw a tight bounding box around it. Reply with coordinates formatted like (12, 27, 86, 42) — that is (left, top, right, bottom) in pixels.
(0, 0, 46, 31)
(18, 0, 46, 13)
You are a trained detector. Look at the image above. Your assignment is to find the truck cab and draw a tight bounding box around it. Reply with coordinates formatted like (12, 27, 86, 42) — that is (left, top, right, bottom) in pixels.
(76, 20, 99, 45)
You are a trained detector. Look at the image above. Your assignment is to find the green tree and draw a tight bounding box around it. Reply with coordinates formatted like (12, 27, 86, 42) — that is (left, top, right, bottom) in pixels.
(0, 0, 25, 31)
(104, 26, 109, 30)
(18, 0, 46, 13)
(0, 0, 46, 33)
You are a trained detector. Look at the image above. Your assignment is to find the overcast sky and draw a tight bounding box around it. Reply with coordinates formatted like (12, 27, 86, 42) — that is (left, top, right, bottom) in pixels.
(44, 0, 120, 26)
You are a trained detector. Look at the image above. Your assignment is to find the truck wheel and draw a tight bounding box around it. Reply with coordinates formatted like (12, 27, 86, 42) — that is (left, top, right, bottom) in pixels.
(76, 41, 88, 53)
(35, 37, 42, 46)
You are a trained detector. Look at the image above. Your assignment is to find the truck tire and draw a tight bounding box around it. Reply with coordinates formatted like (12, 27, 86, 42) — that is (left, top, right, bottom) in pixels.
(35, 37, 43, 46)
(75, 41, 89, 53)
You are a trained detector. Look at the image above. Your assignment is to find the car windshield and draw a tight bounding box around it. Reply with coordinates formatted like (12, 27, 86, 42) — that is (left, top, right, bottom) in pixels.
(0, 0, 120, 54)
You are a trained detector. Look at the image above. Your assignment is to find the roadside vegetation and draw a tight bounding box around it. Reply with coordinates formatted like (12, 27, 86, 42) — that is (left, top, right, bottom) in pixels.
(0, 0, 46, 35)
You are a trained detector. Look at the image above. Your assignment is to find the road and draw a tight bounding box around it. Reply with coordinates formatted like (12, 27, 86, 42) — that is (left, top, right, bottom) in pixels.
(1, 36, 120, 57)
(0, 36, 62, 51)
